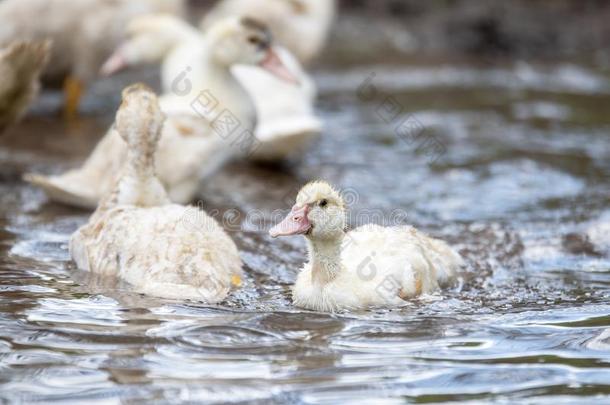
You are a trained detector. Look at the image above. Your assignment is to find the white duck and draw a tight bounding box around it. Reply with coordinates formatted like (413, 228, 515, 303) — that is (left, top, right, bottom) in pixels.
(270, 181, 463, 312)
(26, 16, 296, 208)
(231, 46, 322, 161)
(201, 0, 336, 65)
(0, 41, 50, 133)
(0, 0, 185, 118)
(102, 14, 321, 161)
(70, 84, 242, 302)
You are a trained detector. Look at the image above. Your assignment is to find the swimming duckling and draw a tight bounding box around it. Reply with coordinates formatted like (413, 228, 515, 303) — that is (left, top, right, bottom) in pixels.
(70, 84, 242, 302)
(270, 181, 462, 312)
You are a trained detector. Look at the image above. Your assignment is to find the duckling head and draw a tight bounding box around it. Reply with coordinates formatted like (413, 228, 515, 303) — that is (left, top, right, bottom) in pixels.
(101, 14, 195, 76)
(270, 181, 346, 240)
(206, 16, 299, 84)
(116, 83, 166, 158)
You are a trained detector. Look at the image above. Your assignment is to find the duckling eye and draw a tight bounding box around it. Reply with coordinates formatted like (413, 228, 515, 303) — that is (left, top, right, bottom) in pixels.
(247, 36, 260, 45)
(319, 199, 328, 208)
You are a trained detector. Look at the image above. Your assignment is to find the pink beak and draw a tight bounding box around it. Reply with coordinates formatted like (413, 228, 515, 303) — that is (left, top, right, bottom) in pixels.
(100, 47, 128, 77)
(269, 205, 311, 238)
(259, 47, 300, 85)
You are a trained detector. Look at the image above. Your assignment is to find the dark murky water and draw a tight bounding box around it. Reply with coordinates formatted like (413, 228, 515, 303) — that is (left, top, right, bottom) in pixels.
(0, 58, 609, 403)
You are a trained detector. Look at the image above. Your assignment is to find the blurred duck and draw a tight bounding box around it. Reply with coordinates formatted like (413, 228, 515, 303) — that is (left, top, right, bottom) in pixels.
(70, 84, 242, 302)
(270, 181, 463, 312)
(0, 0, 185, 118)
(26, 17, 298, 208)
(201, 0, 336, 65)
(102, 14, 321, 161)
(0, 41, 50, 133)
(232, 46, 322, 161)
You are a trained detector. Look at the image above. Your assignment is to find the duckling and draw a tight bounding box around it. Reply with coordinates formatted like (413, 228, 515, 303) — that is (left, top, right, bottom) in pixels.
(26, 16, 295, 208)
(0, 0, 185, 118)
(201, 0, 336, 65)
(0, 41, 50, 133)
(270, 181, 463, 312)
(70, 84, 242, 302)
(102, 13, 320, 161)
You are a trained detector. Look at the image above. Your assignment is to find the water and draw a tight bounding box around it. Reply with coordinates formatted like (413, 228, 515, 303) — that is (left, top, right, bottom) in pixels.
(0, 57, 609, 403)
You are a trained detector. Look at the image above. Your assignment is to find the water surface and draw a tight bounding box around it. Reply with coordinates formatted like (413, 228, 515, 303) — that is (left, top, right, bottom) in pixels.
(0, 57, 609, 403)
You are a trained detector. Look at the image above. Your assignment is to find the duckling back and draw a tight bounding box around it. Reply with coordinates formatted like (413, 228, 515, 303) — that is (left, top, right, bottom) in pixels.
(71, 204, 241, 302)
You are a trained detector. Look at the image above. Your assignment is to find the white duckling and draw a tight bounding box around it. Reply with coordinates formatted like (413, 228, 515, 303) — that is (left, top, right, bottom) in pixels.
(0, 0, 185, 118)
(70, 84, 242, 302)
(270, 181, 463, 312)
(26, 16, 296, 208)
(201, 0, 336, 65)
(103, 14, 321, 161)
(0, 41, 50, 133)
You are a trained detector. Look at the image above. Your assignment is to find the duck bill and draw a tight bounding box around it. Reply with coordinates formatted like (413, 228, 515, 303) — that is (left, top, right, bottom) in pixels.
(100, 47, 128, 77)
(270, 205, 311, 238)
(259, 47, 300, 85)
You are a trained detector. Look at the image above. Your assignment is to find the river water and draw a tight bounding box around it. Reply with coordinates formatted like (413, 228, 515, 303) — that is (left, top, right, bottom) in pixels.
(0, 56, 609, 403)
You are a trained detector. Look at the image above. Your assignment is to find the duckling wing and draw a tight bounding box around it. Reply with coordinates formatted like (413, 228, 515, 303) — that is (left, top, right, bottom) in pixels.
(343, 225, 462, 302)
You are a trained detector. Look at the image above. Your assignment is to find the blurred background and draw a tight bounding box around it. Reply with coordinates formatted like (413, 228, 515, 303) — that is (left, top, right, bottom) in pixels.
(331, 0, 610, 63)
(0, 0, 609, 403)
